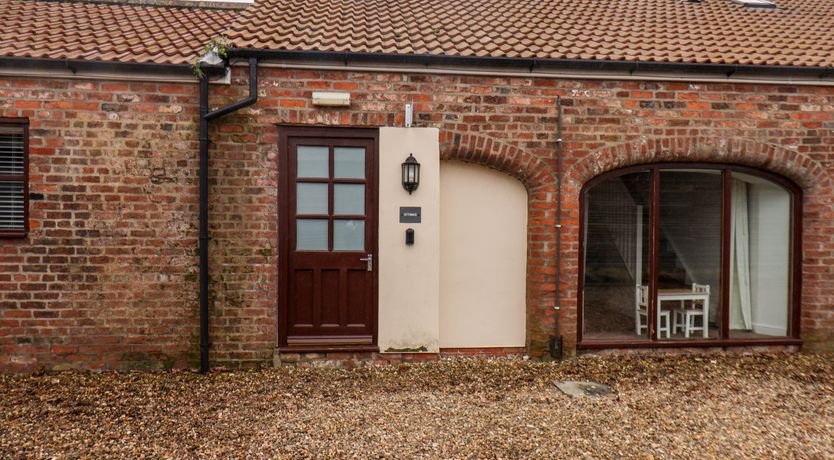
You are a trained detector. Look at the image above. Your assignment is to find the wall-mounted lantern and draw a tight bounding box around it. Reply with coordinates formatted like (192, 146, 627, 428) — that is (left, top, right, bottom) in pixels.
(401, 154, 420, 194)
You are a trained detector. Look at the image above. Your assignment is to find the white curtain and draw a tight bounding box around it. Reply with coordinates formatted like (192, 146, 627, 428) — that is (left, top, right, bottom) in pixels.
(730, 180, 752, 330)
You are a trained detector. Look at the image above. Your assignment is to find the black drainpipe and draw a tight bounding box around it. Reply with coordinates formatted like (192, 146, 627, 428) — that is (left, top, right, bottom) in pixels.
(198, 57, 259, 373)
(549, 96, 564, 360)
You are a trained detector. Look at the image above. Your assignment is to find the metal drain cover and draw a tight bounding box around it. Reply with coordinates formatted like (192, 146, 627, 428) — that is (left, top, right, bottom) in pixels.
(553, 381, 614, 398)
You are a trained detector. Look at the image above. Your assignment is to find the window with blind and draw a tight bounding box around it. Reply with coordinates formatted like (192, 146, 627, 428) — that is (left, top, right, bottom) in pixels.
(0, 120, 28, 236)
(580, 164, 800, 347)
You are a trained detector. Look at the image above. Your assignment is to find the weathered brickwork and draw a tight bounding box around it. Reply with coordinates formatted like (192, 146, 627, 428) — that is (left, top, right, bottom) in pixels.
(0, 78, 205, 371)
(2, 66, 833, 371)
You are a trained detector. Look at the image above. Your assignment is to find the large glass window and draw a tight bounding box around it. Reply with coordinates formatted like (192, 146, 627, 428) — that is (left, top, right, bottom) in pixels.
(658, 170, 723, 340)
(583, 171, 651, 340)
(728, 173, 791, 338)
(580, 165, 798, 345)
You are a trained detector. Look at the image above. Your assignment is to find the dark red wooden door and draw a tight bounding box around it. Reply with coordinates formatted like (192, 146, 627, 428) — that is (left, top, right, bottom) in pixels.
(280, 129, 377, 348)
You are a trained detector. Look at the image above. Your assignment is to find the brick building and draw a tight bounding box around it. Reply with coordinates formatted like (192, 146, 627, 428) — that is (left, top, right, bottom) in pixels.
(1, 0, 833, 371)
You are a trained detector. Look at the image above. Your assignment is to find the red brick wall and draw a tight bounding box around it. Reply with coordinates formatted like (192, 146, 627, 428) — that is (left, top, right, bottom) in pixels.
(2, 67, 833, 371)
(0, 78, 206, 371)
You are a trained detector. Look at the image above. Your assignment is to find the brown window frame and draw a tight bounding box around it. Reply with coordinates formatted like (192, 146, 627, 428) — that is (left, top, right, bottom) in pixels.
(577, 162, 802, 350)
(0, 117, 29, 238)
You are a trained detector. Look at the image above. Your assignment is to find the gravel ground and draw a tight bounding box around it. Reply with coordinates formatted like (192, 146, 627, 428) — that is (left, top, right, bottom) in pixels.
(1, 353, 832, 459)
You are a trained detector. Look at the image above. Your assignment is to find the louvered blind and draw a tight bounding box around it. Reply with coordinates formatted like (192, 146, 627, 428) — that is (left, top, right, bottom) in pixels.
(0, 124, 26, 234)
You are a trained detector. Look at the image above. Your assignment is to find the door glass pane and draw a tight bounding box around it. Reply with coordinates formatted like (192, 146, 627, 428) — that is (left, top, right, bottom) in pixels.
(583, 171, 651, 341)
(334, 219, 364, 251)
(297, 145, 329, 178)
(334, 147, 365, 179)
(334, 184, 365, 215)
(659, 170, 722, 340)
(296, 183, 328, 215)
(297, 219, 328, 251)
(729, 172, 790, 338)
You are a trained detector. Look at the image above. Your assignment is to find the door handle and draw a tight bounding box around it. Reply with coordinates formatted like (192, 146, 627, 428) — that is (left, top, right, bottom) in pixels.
(359, 254, 373, 272)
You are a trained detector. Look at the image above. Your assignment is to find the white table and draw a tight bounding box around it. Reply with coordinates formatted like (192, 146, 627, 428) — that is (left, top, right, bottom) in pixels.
(657, 289, 710, 338)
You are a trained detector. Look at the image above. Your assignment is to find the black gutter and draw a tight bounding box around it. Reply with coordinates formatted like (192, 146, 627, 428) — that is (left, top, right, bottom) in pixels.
(5, 51, 829, 81)
(198, 57, 259, 373)
(228, 48, 833, 80)
(0, 56, 226, 79)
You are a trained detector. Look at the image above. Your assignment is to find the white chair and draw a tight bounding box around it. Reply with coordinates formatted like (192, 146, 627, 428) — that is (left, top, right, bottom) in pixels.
(672, 283, 709, 338)
(635, 285, 670, 338)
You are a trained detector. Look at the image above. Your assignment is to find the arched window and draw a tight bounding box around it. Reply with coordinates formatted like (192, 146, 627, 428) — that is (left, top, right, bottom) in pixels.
(579, 164, 801, 347)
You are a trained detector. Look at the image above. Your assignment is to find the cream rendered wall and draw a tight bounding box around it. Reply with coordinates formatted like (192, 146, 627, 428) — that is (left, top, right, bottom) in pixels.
(378, 128, 441, 353)
(439, 161, 528, 348)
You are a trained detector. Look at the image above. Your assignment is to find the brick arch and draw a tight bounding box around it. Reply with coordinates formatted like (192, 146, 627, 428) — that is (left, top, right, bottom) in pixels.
(439, 130, 558, 356)
(565, 136, 832, 194)
(439, 130, 557, 192)
(562, 136, 834, 352)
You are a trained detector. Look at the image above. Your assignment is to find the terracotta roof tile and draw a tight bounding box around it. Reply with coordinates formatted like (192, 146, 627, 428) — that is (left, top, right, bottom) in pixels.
(226, 0, 834, 68)
(0, 0, 239, 65)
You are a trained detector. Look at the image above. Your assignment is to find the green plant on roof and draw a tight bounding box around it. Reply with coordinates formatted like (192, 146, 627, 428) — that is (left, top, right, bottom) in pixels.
(193, 37, 234, 78)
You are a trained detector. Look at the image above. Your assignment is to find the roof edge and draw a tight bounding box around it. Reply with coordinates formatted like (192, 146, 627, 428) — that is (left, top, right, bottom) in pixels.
(228, 48, 834, 79)
(37, 0, 250, 10)
(0, 56, 226, 80)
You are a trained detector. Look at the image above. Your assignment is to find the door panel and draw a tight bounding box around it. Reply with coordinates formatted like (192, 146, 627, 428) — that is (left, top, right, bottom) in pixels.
(321, 269, 340, 326)
(347, 270, 369, 325)
(280, 129, 378, 348)
(291, 269, 314, 327)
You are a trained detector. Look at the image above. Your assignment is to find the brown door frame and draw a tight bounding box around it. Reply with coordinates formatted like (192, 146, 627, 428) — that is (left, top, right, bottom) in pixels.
(577, 162, 803, 349)
(277, 126, 380, 351)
